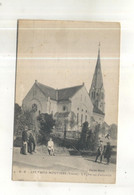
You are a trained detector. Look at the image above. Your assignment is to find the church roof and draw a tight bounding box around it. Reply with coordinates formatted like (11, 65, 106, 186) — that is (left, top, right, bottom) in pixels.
(36, 81, 83, 101)
(37, 82, 56, 100)
(54, 112, 70, 118)
(58, 85, 83, 101)
(93, 106, 105, 115)
(101, 121, 110, 129)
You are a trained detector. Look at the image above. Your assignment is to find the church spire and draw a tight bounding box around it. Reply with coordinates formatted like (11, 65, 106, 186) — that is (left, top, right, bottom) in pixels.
(89, 43, 105, 114)
(98, 41, 100, 58)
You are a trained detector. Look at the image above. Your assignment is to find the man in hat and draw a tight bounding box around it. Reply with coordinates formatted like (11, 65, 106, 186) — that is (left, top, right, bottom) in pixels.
(21, 126, 28, 155)
(27, 130, 36, 154)
(104, 142, 112, 164)
(95, 140, 104, 163)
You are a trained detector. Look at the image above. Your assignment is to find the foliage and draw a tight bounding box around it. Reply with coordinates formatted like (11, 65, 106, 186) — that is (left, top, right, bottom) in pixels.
(108, 124, 117, 139)
(55, 116, 63, 131)
(14, 103, 22, 118)
(79, 121, 89, 149)
(14, 103, 22, 135)
(86, 129, 95, 150)
(93, 124, 100, 149)
(55, 111, 76, 131)
(37, 113, 55, 144)
(78, 122, 100, 151)
(14, 103, 33, 136)
(17, 111, 33, 134)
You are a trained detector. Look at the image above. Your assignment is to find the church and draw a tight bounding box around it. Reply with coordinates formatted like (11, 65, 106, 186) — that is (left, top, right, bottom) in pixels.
(22, 47, 105, 132)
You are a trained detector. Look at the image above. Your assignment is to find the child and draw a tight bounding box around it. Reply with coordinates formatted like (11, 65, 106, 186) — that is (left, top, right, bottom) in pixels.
(47, 138, 54, 156)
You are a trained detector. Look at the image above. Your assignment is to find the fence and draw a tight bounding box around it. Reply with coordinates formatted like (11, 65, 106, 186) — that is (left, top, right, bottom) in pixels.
(52, 129, 81, 140)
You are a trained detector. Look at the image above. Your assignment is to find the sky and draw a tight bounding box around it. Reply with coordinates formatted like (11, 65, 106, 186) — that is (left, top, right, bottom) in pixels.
(15, 20, 120, 125)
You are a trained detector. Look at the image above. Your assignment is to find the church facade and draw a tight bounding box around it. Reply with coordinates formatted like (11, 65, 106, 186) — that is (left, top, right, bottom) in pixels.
(22, 81, 93, 131)
(22, 47, 105, 132)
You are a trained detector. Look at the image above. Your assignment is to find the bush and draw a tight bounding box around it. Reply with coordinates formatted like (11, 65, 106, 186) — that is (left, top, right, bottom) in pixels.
(14, 104, 33, 136)
(37, 113, 55, 144)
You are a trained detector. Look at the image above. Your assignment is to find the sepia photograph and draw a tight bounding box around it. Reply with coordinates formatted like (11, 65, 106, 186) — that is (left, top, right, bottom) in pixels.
(12, 20, 120, 183)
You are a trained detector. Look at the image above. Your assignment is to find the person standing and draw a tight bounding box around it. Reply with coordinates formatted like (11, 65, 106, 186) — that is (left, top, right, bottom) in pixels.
(47, 138, 54, 156)
(27, 130, 36, 154)
(104, 142, 112, 164)
(21, 126, 28, 155)
(95, 140, 103, 163)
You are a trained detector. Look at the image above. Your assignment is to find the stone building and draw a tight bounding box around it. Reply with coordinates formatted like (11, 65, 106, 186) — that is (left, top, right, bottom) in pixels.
(22, 46, 105, 132)
(22, 81, 93, 132)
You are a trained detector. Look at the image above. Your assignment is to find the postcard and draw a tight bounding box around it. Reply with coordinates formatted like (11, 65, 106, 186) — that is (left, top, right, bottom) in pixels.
(12, 20, 120, 183)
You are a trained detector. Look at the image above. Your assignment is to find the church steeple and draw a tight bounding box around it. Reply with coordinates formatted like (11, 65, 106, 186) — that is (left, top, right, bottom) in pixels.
(89, 43, 105, 114)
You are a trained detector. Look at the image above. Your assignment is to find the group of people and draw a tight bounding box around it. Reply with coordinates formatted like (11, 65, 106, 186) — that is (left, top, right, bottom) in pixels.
(95, 141, 112, 164)
(21, 126, 55, 156)
(21, 126, 111, 163)
(21, 126, 36, 155)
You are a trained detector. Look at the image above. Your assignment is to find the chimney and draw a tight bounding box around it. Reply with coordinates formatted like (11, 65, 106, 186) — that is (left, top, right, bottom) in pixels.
(35, 80, 38, 83)
(82, 82, 84, 86)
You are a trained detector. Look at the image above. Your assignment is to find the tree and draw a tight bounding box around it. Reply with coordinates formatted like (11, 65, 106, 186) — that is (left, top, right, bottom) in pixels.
(79, 121, 89, 149)
(14, 103, 21, 117)
(108, 124, 117, 139)
(17, 110, 33, 134)
(55, 115, 63, 131)
(14, 103, 33, 136)
(93, 124, 100, 150)
(82, 123, 100, 151)
(14, 103, 22, 135)
(86, 129, 95, 150)
(37, 113, 55, 144)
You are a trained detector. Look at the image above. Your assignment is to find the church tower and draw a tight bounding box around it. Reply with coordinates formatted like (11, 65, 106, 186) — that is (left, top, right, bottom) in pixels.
(89, 44, 105, 121)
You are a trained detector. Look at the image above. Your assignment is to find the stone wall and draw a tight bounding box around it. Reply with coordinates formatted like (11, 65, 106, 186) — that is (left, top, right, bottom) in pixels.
(71, 85, 93, 127)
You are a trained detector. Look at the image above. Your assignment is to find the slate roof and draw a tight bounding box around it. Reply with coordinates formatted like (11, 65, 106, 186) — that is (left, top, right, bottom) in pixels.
(93, 106, 105, 115)
(37, 82, 56, 100)
(102, 121, 110, 128)
(36, 81, 83, 101)
(54, 112, 70, 118)
(58, 85, 83, 101)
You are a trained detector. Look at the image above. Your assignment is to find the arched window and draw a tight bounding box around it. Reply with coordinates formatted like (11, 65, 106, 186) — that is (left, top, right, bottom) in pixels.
(32, 103, 37, 112)
(92, 91, 96, 99)
(63, 106, 66, 111)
